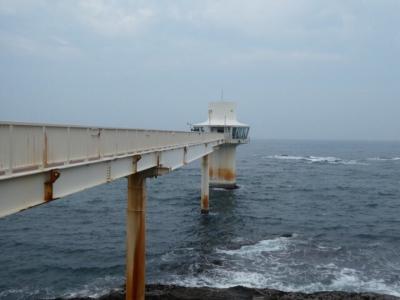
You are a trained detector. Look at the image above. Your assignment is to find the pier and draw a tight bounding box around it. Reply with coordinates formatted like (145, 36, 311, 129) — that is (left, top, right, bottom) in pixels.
(0, 102, 249, 300)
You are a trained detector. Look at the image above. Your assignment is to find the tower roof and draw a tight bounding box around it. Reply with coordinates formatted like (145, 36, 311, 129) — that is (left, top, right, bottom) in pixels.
(193, 101, 248, 127)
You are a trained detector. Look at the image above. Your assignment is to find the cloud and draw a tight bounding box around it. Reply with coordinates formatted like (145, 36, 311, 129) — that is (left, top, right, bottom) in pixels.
(74, 0, 156, 36)
(0, 31, 80, 59)
(220, 49, 344, 66)
(0, 0, 397, 67)
(0, 0, 156, 37)
(165, 1, 353, 38)
(0, 0, 45, 15)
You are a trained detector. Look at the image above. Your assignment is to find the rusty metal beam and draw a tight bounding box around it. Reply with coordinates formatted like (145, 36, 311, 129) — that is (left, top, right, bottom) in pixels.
(124, 165, 176, 300)
(44, 169, 60, 201)
(201, 155, 210, 214)
(126, 173, 147, 300)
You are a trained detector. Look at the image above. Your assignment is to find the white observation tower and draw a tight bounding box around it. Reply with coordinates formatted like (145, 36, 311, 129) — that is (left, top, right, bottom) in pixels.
(192, 101, 250, 189)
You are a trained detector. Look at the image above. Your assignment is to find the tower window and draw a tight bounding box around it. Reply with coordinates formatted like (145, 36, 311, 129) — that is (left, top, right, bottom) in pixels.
(232, 127, 249, 139)
(211, 127, 224, 133)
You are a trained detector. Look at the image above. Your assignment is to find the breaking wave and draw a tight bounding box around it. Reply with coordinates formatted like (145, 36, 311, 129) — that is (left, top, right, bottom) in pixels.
(163, 237, 400, 297)
(168, 268, 400, 297)
(61, 276, 124, 299)
(216, 236, 290, 255)
(368, 157, 400, 161)
(0, 276, 124, 299)
(266, 155, 367, 165)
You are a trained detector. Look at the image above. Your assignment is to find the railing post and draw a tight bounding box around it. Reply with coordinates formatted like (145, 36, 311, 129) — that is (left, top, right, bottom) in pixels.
(201, 154, 209, 214)
(126, 173, 146, 300)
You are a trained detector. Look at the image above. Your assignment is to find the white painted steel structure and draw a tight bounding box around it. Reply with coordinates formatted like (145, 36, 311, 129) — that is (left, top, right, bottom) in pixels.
(0, 122, 224, 218)
(192, 102, 250, 188)
(0, 102, 249, 299)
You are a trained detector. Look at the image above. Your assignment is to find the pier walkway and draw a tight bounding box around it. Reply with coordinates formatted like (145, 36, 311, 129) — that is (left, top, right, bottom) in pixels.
(0, 102, 249, 300)
(0, 122, 223, 217)
(0, 121, 225, 300)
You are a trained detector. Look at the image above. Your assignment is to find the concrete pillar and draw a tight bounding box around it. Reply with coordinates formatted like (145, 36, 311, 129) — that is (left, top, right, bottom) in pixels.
(126, 173, 146, 300)
(209, 144, 238, 189)
(201, 155, 209, 214)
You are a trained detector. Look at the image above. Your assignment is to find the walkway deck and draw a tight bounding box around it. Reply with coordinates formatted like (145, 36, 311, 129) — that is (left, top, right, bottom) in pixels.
(0, 122, 224, 217)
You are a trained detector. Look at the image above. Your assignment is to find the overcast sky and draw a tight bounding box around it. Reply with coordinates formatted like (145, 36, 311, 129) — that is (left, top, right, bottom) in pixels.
(0, 0, 399, 140)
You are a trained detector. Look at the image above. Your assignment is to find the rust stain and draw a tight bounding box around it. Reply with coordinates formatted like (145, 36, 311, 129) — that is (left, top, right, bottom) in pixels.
(45, 162, 64, 168)
(131, 214, 146, 299)
(69, 159, 85, 164)
(183, 146, 187, 164)
(106, 164, 111, 182)
(44, 169, 60, 201)
(132, 155, 142, 173)
(18, 200, 59, 214)
(126, 173, 146, 300)
(43, 132, 48, 168)
(12, 165, 40, 173)
(88, 156, 100, 161)
(210, 168, 235, 181)
(201, 195, 209, 212)
(156, 152, 161, 167)
(132, 155, 142, 163)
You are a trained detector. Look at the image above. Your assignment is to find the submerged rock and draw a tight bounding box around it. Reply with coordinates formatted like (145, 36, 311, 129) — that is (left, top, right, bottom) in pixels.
(59, 284, 399, 300)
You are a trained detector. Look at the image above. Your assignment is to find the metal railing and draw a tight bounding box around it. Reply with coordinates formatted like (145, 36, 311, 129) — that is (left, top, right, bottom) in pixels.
(0, 122, 224, 179)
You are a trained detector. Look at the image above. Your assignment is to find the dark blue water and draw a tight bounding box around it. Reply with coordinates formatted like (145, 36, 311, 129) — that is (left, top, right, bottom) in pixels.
(1, 140, 400, 299)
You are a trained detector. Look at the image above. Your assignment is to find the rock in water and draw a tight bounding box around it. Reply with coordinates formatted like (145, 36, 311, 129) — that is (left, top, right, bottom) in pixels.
(56, 285, 400, 300)
(144, 285, 398, 300)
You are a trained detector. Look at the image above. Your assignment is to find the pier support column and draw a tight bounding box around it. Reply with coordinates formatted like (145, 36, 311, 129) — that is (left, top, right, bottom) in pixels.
(201, 155, 209, 214)
(209, 144, 238, 189)
(126, 173, 146, 300)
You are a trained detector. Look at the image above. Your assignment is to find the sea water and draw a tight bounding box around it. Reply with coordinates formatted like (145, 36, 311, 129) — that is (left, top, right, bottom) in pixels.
(0, 140, 399, 299)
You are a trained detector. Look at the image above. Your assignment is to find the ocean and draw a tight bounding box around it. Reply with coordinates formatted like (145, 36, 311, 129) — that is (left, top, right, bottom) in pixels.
(0, 139, 399, 299)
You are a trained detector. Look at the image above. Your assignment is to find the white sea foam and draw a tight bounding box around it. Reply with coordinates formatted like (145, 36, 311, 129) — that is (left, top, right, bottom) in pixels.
(269, 155, 305, 160)
(62, 275, 124, 298)
(168, 269, 268, 289)
(307, 156, 341, 163)
(216, 237, 290, 256)
(212, 187, 228, 191)
(161, 236, 400, 297)
(368, 157, 400, 161)
(327, 268, 400, 297)
(166, 264, 400, 297)
(0, 288, 44, 299)
(266, 155, 368, 165)
(316, 244, 342, 251)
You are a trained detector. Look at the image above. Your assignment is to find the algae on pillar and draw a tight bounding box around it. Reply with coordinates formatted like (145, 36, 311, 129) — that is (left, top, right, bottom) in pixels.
(192, 102, 250, 189)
